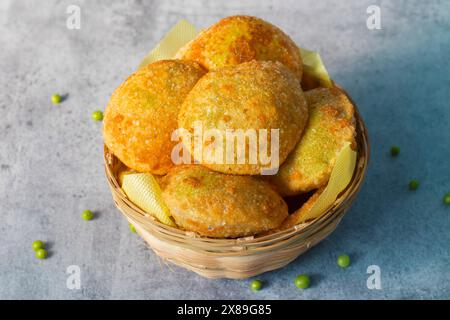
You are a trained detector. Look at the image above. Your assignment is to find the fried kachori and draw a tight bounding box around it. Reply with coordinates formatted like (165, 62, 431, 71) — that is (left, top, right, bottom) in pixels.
(175, 15, 303, 80)
(178, 60, 309, 175)
(270, 87, 356, 195)
(160, 165, 288, 238)
(103, 60, 206, 174)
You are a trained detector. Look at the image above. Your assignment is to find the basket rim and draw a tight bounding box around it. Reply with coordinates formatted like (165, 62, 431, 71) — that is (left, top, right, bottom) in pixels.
(103, 84, 370, 249)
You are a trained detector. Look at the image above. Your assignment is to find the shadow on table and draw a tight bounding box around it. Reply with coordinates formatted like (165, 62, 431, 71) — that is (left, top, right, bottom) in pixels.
(268, 35, 450, 285)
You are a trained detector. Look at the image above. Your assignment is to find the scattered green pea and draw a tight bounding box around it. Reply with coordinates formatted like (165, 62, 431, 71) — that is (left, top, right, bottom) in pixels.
(92, 110, 103, 121)
(390, 146, 400, 156)
(32, 240, 45, 251)
(129, 223, 137, 233)
(294, 274, 310, 289)
(35, 248, 48, 259)
(250, 280, 263, 292)
(51, 93, 62, 104)
(444, 193, 450, 205)
(337, 254, 351, 268)
(81, 209, 94, 221)
(409, 180, 419, 190)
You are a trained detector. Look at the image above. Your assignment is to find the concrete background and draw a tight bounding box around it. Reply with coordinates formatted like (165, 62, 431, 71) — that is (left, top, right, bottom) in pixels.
(1, 0, 449, 299)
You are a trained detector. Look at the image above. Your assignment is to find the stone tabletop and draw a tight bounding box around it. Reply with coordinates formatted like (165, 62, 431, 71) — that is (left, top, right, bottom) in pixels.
(1, 0, 449, 299)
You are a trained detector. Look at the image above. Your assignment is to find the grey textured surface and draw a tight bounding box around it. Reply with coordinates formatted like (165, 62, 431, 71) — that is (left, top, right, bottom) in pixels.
(1, 0, 450, 299)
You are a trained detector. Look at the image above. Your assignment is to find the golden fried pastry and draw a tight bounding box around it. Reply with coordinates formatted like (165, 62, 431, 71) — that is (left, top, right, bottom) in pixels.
(175, 15, 303, 80)
(178, 60, 308, 175)
(270, 87, 356, 195)
(103, 60, 206, 174)
(160, 165, 288, 238)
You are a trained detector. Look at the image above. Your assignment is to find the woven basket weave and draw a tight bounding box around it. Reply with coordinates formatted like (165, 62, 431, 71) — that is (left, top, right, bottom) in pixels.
(104, 86, 369, 279)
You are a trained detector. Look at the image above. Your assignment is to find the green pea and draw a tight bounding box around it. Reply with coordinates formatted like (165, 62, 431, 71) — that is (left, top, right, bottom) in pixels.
(444, 193, 450, 205)
(51, 94, 62, 104)
(92, 110, 103, 121)
(35, 249, 48, 259)
(81, 209, 94, 221)
(129, 223, 137, 233)
(32, 240, 45, 251)
(337, 254, 351, 268)
(409, 180, 419, 190)
(390, 146, 400, 156)
(294, 274, 310, 289)
(250, 280, 263, 292)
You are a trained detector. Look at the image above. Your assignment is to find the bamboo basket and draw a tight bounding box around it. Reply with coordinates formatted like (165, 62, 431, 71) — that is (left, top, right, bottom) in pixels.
(104, 86, 369, 279)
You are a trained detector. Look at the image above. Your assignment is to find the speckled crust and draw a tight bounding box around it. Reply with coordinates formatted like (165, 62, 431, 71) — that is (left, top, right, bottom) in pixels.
(178, 60, 309, 175)
(175, 15, 303, 80)
(160, 165, 288, 238)
(103, 60, 206, 174)
(269, 87, 356, 195)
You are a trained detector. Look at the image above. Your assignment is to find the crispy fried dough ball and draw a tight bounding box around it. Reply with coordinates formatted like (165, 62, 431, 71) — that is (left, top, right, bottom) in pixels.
(103, 60, 206, 174)
(270, 87, 356, 195)
(178, 60, 308, 175)
(175, 15, 303, 80)
(160, 165, 288, 238)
